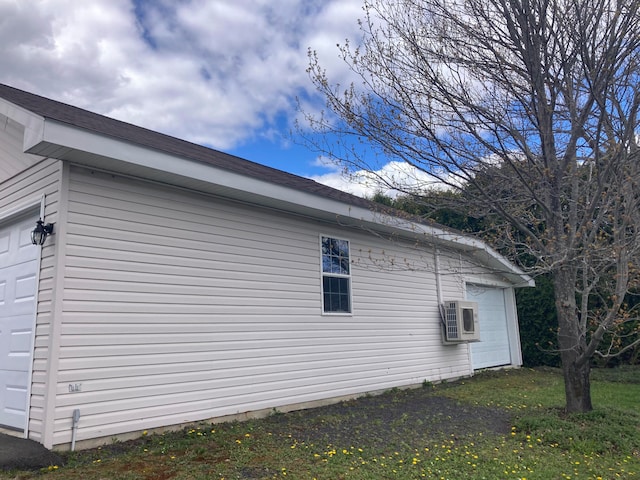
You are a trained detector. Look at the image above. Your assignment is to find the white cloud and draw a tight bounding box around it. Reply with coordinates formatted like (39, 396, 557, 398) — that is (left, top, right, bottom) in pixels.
(0, 0, 362, 149)
(310, 160, 451, 199)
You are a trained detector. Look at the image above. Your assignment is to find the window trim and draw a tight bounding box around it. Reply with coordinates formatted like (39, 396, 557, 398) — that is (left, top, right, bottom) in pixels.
(319, 235, 353, 315)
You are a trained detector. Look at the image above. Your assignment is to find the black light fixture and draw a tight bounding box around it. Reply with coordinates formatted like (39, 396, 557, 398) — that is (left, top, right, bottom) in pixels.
(31, 219, 54, 246)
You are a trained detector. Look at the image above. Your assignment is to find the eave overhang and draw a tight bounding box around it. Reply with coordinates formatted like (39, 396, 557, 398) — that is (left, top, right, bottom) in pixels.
(7, 103, 533, 288)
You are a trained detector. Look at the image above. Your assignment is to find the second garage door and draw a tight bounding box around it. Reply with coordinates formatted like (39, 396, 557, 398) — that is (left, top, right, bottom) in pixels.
(467, 284, 512, 370)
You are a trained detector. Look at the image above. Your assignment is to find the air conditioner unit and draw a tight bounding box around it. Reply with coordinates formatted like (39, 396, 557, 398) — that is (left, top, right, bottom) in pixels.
(441, 300, 480, 344)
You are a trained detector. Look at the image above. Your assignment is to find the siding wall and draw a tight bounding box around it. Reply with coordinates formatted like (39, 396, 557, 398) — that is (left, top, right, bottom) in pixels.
(0, 127, 62, 443)
(53, 165, 477, 446)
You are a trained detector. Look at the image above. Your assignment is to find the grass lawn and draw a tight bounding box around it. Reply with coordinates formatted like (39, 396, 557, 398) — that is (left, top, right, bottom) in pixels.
(3, 367, 639, 479)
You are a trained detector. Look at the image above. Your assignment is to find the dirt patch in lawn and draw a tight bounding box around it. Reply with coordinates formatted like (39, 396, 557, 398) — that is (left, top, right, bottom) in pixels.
(262, 386, 512, 451)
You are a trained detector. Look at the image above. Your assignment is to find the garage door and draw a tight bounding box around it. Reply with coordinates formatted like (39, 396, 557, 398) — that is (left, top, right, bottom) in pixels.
(467, 284, 512, 369)
(0, 213, 39, 430)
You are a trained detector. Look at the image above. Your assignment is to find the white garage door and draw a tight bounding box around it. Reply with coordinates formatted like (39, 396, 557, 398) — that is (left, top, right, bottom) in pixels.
(467, 284, 512, 369)
(0, 213, 39, 430)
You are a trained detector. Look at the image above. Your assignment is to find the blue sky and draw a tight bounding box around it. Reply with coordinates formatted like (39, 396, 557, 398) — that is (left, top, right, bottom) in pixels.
(0, 0, 434, 197)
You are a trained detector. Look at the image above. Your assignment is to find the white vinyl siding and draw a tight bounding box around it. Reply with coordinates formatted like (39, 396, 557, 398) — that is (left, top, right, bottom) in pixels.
(50, 165, 474, 446)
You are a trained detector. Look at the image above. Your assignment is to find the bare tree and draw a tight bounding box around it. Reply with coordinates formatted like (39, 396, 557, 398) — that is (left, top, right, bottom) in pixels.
(302, 0, 640, 412)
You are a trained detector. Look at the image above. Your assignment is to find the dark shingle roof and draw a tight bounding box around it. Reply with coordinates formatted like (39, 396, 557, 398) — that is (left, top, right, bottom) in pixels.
(0, 82, 375, 210)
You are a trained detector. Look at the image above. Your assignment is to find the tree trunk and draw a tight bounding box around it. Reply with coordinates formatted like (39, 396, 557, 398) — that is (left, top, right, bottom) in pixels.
(553, 267, 593, 413)
(560, 352, 592, 413)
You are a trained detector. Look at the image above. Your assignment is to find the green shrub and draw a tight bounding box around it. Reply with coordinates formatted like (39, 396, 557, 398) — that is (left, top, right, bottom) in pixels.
(517, 275, 560, 367)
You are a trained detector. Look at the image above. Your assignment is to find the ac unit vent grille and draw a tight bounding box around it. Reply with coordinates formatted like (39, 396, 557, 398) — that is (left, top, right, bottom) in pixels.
(445, 301, 460, 339)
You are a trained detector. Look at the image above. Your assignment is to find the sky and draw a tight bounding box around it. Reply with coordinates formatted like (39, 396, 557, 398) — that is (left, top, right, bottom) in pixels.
(0, 0, 442, 198)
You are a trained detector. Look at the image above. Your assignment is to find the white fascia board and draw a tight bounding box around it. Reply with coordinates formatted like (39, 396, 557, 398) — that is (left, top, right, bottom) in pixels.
(29, 118, 534, 286)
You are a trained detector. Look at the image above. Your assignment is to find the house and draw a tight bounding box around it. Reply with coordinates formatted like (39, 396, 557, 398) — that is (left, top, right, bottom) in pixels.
(0, 83, 533, 450)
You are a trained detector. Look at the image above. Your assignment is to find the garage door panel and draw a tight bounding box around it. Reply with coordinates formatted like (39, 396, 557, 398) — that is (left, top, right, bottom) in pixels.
(15, 225, 37, 262)
(14, 270, 37, 303)
(1, 320, 35, 370)
(0, 373, 28, 428)
(0, 224, 33, 265)
(0, 264, 36, 315)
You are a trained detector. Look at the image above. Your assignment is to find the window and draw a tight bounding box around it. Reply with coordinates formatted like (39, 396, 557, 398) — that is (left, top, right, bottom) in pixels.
(321, 236, 351, 313)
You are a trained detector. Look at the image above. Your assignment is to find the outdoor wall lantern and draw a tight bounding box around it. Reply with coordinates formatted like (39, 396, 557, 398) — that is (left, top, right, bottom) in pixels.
(31, 219, 54, 246)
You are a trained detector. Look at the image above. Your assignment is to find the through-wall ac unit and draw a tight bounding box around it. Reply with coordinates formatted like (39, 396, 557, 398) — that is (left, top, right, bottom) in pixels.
(441, 300, 480, 344)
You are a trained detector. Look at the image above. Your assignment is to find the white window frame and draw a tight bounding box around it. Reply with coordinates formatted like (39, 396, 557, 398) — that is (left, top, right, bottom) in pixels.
(320, 235, 353, 315)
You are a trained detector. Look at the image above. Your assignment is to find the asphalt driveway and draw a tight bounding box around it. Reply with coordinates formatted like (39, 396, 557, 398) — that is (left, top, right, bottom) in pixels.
(0, 433, 62, 471)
